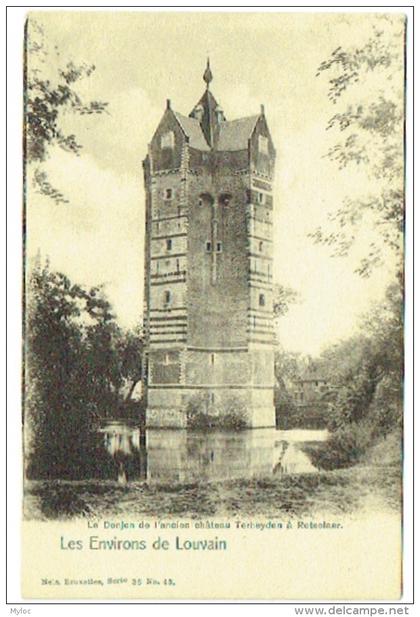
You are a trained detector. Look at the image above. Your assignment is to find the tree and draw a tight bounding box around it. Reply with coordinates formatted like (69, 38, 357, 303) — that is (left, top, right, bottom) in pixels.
(309, 16, 405, 277)
(25, 260, 123, 478)
(117, 326, 145, 403)
(24, 18, 108, 204)
(314, 279, 403, 443)
(273, 283, 300, 318)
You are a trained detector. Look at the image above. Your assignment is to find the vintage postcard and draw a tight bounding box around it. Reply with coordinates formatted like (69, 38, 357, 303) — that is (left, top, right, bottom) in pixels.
(20, 9, 408, 600)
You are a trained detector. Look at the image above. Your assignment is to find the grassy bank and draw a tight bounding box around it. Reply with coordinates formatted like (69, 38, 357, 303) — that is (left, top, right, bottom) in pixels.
(24, 462, 401, 521)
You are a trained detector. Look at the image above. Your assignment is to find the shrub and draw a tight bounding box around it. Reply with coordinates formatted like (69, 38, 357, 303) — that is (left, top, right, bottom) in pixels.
(305, 419, 374, 470)
(186, 393, 247, 430)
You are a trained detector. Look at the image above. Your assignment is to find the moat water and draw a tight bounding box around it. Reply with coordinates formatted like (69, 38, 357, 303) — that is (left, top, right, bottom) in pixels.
(98, 420, 328, 484)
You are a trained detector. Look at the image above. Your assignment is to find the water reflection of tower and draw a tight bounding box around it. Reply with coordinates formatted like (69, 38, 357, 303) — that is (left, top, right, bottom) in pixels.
(146, 429, 276, 484)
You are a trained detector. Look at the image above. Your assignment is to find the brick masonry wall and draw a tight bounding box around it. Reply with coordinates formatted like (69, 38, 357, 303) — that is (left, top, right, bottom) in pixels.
(186, 165, 249, 348)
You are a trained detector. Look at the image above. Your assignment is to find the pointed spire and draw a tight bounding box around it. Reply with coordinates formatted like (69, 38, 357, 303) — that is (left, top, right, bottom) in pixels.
(203, 58, 213, 89)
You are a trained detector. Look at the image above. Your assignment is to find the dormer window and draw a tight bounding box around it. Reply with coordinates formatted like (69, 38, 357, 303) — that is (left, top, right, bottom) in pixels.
(161, 131, 174, 149)
(258, 135, 269, 155)
(165, 188, 173, 200)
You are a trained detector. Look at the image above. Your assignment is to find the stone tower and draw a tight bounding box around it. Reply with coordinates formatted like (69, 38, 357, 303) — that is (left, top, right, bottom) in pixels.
(143, 61, 276, 428)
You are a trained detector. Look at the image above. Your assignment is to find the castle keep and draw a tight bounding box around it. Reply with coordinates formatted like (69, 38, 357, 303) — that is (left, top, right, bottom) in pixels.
(143, 62, 276, 428)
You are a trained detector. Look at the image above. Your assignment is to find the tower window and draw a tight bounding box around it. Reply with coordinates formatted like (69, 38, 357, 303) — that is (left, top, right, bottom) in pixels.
(206, 241, 212, 252)
(211, 392, 215, 404)
(164, 290, 171, 305)
(219, 193, 231, 206)
(165, 188, 173, 200)
(166, 238, 172, 251)
(259, 241, 263, 252)
(161, 131, 174, 149)
(259, 293, 265, 307)
(258, 135, 269, 155)
(216, 242, 222, 253)
(210, 353, 215, 366)
(176, 258, 180, 272)
(258, 192, 265, 204)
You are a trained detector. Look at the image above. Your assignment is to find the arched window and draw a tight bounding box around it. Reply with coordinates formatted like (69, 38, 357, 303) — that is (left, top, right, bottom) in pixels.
(219, 193, 232, 206)
(259, 293, 265, 307)
(199, 192, 214, 206)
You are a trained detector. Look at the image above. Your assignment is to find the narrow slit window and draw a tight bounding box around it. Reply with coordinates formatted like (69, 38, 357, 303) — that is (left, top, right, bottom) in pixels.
(211, 353, 215, 366)
(259, 293, 265, 307)
(176, 258, 180, 272)
(211, 392, 215, 404)
(206, 241, 212, 252)
(216, 242, 222, 253)
(166, 238, 172, 251)
(259, 241, 263, 252)
(164, 290, 171, 305)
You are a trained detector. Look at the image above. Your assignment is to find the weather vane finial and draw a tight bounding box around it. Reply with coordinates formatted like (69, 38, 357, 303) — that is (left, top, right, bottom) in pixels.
(203, 57, 213, 89)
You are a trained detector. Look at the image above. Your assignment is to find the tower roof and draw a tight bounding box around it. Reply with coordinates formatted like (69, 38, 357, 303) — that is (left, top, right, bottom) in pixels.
(216, 115, 260, 151)
(160, 60, 269, 153)
(190, 85, 222, 147)
(173, 112, 210, 151)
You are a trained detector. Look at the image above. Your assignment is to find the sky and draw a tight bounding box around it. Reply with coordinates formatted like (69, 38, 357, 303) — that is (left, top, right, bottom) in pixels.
(26, 11, 404, 355)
